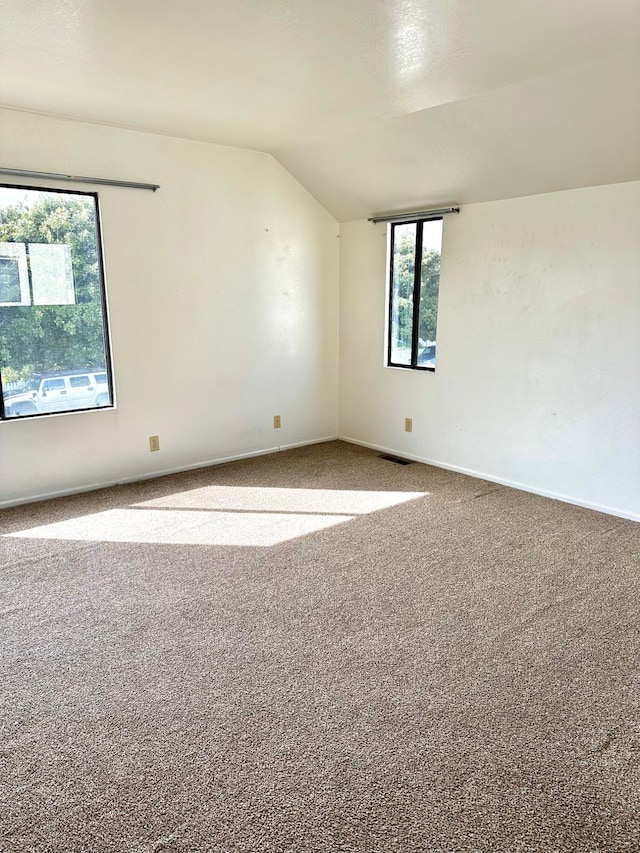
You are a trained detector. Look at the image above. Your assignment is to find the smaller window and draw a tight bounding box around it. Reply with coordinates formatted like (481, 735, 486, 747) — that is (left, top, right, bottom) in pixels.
(0, 245, 30, 306)
(0, 257, 21, 303)
(387, 217, 442, 371)
(43, 378, 65, 392)
(69, 375, 90, 387)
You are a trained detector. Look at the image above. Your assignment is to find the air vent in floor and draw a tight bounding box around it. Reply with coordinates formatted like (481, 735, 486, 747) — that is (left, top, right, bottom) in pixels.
(379, 454, 412, 465)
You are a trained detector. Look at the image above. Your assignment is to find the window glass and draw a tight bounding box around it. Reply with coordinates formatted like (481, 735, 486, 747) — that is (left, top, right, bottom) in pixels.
(388, 217, 442, 371)
(69, 375, 90, 387)
(0, 257, 21, 303)
(0, 243, 30, 306)
(389, 223, 416, 367)
(0, 185, 113, 418)
(417, 219, 442, 368)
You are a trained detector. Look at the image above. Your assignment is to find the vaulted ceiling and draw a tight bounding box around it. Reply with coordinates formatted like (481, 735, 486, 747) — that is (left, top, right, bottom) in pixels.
(2, 0, 639, 221)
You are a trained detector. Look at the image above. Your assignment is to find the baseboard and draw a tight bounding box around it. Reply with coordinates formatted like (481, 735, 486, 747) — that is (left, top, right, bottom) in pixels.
(0, 435, 338, 510)
(338, 434, 640, 523)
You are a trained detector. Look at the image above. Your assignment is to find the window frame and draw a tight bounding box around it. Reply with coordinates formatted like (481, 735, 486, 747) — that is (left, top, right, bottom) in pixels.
(0, 182, 115, 420)
(387, 215, 442, 373)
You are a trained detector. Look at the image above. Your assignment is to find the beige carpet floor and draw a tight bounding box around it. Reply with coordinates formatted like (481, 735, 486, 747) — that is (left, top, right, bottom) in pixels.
(0, 440, 639, 852)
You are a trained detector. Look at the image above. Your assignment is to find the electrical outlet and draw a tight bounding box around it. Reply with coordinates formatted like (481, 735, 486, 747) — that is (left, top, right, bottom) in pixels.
(149, 435, 160, 452)
(405, 418, 413, 433)
(273, 415, 281, 429)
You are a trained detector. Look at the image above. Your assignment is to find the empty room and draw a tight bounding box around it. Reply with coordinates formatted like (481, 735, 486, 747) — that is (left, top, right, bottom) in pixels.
(1, 1, 639, 851)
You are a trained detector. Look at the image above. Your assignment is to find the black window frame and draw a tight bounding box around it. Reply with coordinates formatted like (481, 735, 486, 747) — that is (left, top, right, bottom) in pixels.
(387, 215, 442, 372)
(0, 182, 114, 420)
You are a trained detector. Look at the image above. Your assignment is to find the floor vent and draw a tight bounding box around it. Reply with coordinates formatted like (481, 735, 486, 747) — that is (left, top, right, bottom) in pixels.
(379, 454, 412, 466)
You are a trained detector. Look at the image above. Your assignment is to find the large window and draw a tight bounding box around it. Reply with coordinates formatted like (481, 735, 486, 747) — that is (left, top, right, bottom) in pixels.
(0, 184, 113, 418)
(388, 217, 442, 371)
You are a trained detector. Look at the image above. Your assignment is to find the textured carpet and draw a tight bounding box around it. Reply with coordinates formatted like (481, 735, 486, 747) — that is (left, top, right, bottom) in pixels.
(0, 440, 639, 852)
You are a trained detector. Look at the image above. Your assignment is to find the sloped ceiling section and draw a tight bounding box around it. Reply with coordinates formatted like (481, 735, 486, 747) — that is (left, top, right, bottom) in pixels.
(1, 0, 639, 221)
(277, 52, 640, 222)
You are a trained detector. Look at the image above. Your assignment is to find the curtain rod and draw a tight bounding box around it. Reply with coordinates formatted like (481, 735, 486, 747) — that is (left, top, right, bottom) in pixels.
(0, 167, 160, 192)
(368, 206, 459, 224)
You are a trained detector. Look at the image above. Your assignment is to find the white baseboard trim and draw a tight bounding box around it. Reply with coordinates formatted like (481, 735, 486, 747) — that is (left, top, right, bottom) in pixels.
(339, 435, 640, 523)
(0, 435, 338, 510)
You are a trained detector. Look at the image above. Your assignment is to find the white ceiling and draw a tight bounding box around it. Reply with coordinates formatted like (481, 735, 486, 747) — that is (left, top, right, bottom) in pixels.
(2, 0, 639, 221)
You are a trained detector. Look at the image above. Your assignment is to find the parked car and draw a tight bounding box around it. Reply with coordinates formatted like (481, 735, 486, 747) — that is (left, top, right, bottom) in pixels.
(3, 370, 110, 416)
(417, 342, 436, 368)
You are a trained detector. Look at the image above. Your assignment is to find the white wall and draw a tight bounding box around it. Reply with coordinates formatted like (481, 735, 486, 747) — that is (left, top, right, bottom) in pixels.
(0, 109, 339, 506)
(2, 109, 638, 521)
(339, 182, 640, 520)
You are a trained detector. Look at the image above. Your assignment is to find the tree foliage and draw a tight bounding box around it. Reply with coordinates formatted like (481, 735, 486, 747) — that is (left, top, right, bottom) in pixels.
(0, 194, 107, 382)
(392, 229, 440, 350)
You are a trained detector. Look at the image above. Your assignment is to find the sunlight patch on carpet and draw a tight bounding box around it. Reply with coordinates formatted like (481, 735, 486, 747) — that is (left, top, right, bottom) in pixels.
(5, 508, 355, 546)
(5, 487, 428, 546)
(133, 485, 427, 515)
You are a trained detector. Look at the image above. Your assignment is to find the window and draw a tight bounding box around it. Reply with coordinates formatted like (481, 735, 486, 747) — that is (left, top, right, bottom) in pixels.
(388, 217, 442, 371)
(0, 184, 113, 419)
(0, 244, 30, 306)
